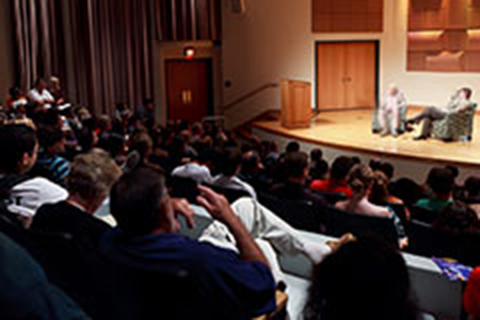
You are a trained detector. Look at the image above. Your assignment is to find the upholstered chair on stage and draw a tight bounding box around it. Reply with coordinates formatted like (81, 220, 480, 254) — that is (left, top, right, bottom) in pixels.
(432, 104, 478, 141)
(371, 105, 409, 134)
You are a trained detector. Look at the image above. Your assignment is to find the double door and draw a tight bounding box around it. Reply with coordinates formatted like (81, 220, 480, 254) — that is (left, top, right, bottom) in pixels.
(316, 41, 378, 110)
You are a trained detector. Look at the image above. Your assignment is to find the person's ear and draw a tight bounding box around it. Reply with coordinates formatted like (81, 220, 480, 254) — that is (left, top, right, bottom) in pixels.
(21, 152, 32, 169)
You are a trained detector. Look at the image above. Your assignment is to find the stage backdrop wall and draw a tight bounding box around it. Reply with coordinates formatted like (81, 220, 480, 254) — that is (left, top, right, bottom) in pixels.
(0, 0, 15, 102)
(221, 0, 480, 127)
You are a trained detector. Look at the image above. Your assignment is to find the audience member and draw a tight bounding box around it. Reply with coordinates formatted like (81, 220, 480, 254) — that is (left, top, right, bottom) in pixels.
(416, 167, 454, 212)
(32, 127, 70, 185)
(0, 125, 67, 227)
(212, 147, 257, 199)
(27, 78, 55, 109)
(100, 167, 275, 319)
(390, 178, 423, 206)
(310, 156, 354, 197)
(370, 170, 410, 219)
(336, 165, 407, 247)
(304, 237, 419, 320)
(238, 150, 268, 190)
(0, 232, 89, 320)
(432, 202, 480, 234)
(271, 152, 325, 203)
(31, 150, 121, 249)
(172, 149, 213, 184)
(465, 267, 480, 320)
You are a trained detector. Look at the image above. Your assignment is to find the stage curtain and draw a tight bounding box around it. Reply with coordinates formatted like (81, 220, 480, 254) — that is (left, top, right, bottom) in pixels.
(13, 0, 66, 91)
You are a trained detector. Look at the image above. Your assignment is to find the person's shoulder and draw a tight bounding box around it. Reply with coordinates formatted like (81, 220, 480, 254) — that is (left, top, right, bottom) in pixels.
(19, 177, 67, 193)
(310, 179, 327, 189)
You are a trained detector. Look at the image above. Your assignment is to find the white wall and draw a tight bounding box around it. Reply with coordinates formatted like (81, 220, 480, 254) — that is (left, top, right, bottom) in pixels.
(221, 0, 480, 125)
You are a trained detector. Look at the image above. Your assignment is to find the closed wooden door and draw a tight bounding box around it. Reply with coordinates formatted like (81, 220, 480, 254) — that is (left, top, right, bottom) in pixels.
(317, 41, 377, 110)
(166, 59, 213, 123)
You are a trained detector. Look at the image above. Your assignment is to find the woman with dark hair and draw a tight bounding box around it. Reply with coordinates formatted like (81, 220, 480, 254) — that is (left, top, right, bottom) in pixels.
(304, 237, 419, 320)
(433, 201, 480, 234)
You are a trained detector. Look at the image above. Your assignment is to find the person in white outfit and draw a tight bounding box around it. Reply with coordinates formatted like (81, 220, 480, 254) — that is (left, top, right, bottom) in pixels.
(378, 84, 407, 137)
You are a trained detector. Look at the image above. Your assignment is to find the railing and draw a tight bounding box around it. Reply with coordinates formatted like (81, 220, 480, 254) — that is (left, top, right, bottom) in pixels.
(222, 82, 279, 112)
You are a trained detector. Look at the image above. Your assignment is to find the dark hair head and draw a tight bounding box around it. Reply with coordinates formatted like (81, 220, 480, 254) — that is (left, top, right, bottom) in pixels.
(445, 165, 459, 180)
(461, 87, 473, 100)
(310, 148, 323, 162)
(110, 167, 167, 235)
(219, 148, 242, 176)
(9, 87, 21, 99)
(379, 162, 395, 180)
(286, 141, 300, 153)
(304, 237, 418, 320)
(37, 127, 64, 149)
(331, 156, 355, 181)
(465, 176, 480, 199)
(434, 201, 479, 234)
(310, 159, 329, 180)
(390, 178, 423, 206)
(426, 167, 454, 196)
(0, 125, 37, 173)
(284, 152, 309, 179)
(241, 151, 261, 174)
(351, 156, 361, 165)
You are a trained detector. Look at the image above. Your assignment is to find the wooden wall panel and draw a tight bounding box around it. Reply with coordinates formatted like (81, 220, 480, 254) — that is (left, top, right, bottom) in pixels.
(312, 0, 383, 33)
(407, 0, 480, 72)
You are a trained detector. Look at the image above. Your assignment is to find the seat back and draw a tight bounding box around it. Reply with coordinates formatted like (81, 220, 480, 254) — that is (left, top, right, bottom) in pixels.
(312, 190, 347, 205)
(406, 220, 480, 267)
(205, 184, 252, 203)
(325, 207, 399, 248)
(410, 205, 437, 224)
(258, 192, 325, 233)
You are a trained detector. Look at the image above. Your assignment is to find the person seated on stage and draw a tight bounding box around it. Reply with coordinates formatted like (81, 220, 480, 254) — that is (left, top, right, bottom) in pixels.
(303, 236, 419, 320)
(271, 152, 326, 203)
(212, 147, 257, 199)
(407, 87, 474, 140)
(335, 165, 408, 248)
(27, 78, 55, 109)
(310, 156, 355, 198)
(31, 149, 122, 249)
(100, 166, 276, 319)
(416, 167, 454, 212)
(378, 84, 407, 137)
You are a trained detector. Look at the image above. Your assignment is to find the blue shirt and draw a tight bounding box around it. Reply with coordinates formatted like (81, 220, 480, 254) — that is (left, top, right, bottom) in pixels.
(98, 229, 276, 320)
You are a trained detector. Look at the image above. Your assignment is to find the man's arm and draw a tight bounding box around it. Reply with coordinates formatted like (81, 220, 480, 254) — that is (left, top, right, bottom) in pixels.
(196, 186, 269, 266)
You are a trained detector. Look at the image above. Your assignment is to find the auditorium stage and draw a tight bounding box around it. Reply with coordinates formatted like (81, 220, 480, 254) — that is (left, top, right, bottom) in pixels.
(252, 108, 480, 182)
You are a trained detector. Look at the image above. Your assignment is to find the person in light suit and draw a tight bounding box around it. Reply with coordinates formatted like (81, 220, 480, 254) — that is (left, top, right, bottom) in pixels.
(378, 84, 407, 138)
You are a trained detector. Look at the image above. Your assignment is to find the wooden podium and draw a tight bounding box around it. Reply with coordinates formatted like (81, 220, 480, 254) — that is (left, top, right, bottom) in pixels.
(281, 80, 312, 129)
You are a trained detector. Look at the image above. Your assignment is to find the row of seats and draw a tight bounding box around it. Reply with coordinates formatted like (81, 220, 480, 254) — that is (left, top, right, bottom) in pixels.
(169, 177, 480, 268)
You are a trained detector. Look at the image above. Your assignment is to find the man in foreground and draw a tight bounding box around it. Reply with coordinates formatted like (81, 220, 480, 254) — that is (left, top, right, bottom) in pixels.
(99, 166, 276, 320)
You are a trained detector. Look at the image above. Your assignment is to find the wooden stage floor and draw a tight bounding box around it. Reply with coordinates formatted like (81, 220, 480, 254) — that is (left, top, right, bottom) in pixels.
(253, 108, 480, 168)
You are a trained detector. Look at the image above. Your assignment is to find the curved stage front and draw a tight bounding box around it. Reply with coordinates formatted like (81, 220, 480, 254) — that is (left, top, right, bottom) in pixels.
(252, 109, 480, 183)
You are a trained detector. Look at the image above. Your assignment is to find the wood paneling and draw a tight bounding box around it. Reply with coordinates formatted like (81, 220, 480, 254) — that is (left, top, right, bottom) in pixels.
(407, 0, 480, 72)
(317, 42, 377, 110)
(281, 80, 312, 129)
(312, 0, 383, 33)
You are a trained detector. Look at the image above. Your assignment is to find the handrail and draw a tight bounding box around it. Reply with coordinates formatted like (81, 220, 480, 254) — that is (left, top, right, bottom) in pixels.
(223, 82, 279, 111)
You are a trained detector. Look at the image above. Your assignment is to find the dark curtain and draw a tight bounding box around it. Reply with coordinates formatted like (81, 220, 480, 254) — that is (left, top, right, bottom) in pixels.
(13, 0, 221, 116)
(13, 0, 66, 91)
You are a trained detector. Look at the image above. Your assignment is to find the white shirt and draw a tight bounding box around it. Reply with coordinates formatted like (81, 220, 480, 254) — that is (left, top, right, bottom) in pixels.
(27, 88, 54, 108)
(212, 175, 257, 200)
(8, 177, 68, 218)
(172, 163, 213, 184)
